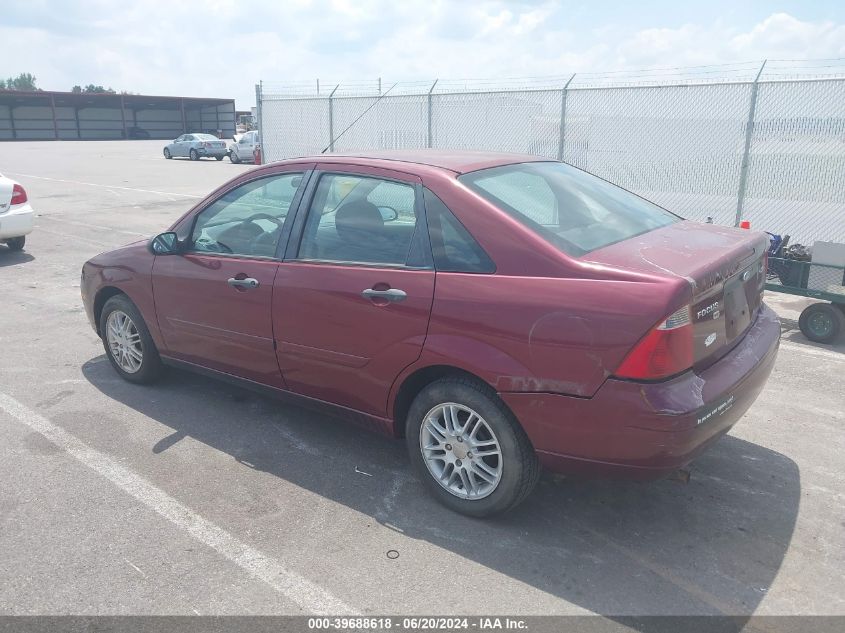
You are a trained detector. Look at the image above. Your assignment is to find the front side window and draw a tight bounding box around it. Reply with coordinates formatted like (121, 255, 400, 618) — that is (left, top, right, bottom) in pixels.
(190, 173, 303, 257)
(298, 173, 421, 266)
(459, 162, 679, 255)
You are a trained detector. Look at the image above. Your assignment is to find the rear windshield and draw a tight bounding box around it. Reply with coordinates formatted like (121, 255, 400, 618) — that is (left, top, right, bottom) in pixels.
(458, 162, 678, 256)
(194, 134, 219, 140)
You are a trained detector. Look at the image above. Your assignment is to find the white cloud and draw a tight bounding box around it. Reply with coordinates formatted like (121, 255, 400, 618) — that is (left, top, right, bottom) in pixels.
(1, 2, 843, 107)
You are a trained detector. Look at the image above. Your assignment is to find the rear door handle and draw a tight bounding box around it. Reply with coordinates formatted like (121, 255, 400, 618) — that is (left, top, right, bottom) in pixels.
(361, 288, 406, 302)
(228, 277, 260, 289)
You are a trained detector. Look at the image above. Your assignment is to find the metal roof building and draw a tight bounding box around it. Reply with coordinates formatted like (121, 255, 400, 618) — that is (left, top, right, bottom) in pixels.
(0, 90, 236, 140)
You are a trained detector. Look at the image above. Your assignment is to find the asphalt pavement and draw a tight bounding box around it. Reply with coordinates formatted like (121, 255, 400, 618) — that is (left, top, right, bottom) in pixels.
(0, 141, 843, 616)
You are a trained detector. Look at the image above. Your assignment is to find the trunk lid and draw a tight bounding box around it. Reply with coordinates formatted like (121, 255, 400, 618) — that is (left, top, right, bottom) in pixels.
(0, 176, 14, 215)
(584, 220, 769, 366)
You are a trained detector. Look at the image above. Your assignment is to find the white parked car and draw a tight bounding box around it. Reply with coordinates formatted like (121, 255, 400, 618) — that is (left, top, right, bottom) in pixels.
(0, 174, 34, 251)
(228, 130, 260, 164)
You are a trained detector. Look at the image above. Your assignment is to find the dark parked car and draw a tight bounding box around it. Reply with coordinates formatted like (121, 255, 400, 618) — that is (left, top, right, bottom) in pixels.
(81, 151, 779, 516)
(126, 126, 151, 140)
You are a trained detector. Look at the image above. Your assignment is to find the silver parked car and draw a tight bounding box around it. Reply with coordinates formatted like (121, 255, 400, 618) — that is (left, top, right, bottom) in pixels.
(163, 133, 228, 161)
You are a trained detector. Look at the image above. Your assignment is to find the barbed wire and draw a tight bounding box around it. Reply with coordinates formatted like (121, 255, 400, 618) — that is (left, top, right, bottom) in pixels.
(260, 58, 845, 98)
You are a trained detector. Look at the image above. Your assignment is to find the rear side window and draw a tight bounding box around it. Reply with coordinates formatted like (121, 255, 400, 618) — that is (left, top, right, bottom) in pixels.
(424, 188, 495, 274)
(459, 162, 678, 256)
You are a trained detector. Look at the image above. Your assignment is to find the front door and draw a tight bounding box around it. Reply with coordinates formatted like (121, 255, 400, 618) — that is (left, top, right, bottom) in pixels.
(238, 132, 256, 161)
(273, 167, 435, 416)
(174, 134, 190, 157)
(152, 169, 309, 387)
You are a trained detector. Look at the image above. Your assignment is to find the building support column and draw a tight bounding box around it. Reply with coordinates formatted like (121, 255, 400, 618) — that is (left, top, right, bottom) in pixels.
(120, 94, 127, 139)
(50, 94, 59, 140)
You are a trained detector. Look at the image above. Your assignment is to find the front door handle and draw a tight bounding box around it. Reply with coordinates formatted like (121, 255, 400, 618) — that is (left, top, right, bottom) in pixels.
(228, 277, 260, 289)
(361, 288, 406, 303)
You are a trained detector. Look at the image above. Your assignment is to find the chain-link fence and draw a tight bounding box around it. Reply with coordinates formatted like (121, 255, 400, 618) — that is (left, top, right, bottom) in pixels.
(258, 60, 845, 244)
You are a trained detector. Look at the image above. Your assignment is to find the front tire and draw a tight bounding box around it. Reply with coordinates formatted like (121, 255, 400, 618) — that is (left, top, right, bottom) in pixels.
(229, 151, 241, 164)
(99, 294, 163, 384)
(405, 377, 539, 517)
(163, 148, 172, 159)
(189, 149, 199, 161)
(4, 236, 25, 251)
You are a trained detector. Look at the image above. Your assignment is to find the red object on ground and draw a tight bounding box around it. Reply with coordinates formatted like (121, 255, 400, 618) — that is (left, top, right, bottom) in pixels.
(253, 146, 262, 165)
(740, 220, 751, 229)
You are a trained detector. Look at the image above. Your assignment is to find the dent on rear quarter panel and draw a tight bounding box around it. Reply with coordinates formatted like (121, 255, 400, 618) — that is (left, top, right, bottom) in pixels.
(425, 272, 685, 398)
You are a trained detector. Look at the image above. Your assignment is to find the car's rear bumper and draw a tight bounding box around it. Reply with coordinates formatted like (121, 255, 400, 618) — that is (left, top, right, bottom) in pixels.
(197, 148, 228, 157)
(500, 302, 780, 480)
(0, 203, 34, 239)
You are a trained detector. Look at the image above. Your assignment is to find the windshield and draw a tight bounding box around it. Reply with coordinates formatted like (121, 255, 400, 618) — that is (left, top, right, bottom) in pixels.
(459, 162, 679, 256)
(194, 134, 219, 141)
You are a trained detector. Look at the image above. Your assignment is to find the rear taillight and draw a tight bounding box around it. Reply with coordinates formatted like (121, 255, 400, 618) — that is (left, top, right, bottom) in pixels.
(615, 305, 694, 380)
(11, 183, 27, 205)
(203, 141, 212, 148)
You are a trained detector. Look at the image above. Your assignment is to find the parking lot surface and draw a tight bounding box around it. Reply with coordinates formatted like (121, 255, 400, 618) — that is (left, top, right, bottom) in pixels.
(0, 140, 843, 616)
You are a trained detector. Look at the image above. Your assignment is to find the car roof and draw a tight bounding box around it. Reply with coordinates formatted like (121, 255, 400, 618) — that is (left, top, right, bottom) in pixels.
(282, 149, 550, 175)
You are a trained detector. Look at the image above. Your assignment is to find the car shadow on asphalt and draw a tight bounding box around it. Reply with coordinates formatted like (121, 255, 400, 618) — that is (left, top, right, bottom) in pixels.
(82, 357, 800, 617)
(0, 248, 35, 266)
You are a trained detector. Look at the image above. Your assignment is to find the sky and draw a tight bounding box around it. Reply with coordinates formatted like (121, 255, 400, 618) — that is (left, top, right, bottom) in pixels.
(3, 0, 845, 108)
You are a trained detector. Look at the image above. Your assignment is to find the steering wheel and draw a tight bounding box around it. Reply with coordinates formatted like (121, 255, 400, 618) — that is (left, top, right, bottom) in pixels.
(243, 213, 285, 254)
(195, 234, 233, 254)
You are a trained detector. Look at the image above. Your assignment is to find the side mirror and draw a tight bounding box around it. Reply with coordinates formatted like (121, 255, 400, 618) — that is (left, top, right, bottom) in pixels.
(149, 232, 180, 255)
(378, 206, 399, 222)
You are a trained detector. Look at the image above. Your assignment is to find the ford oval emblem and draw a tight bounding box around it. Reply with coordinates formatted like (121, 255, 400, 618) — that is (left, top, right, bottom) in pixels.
(741, 270, 751, 281)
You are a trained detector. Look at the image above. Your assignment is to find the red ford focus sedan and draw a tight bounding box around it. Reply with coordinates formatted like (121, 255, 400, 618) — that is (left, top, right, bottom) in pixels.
(81, 151, 780, 516)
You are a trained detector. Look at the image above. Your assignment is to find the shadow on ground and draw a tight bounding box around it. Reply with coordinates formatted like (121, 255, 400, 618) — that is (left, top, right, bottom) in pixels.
(82, 357, 800, 616)
(0, 248, 34, 267)
(779, 316, 845, 352)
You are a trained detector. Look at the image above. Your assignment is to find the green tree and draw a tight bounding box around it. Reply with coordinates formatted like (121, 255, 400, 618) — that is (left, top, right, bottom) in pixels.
(81, 84, 116, 94)
(2, 73, 39, 91)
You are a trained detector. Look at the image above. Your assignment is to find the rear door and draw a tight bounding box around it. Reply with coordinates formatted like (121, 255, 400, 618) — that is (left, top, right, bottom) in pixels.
(152, 167, 311, 387)
(273, 165, 435, 416)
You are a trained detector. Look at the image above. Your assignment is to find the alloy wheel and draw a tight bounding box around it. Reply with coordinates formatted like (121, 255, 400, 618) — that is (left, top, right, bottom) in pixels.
(419, 402, 503, 499)
(106, 310, 143, 373)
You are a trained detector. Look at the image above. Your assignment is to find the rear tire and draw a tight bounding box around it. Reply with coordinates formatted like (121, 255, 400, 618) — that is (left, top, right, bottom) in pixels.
(99, 294, 163, 384)
(189, 149, 199, 161)
(405, 376, 539, 517)
(798, 302, 844, 343)
(4, 236, 25, 251)
(215, 155, 224, 161)
(163, 148, 172, 159)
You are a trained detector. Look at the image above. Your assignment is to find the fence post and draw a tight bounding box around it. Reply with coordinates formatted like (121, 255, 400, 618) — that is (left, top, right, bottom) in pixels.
(255, 82, 263, 155)
(557, 73, 576, 161)
(735, 60, 767, 227)
(427, 79, 439, 148)
(328, 84, 339, 152)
